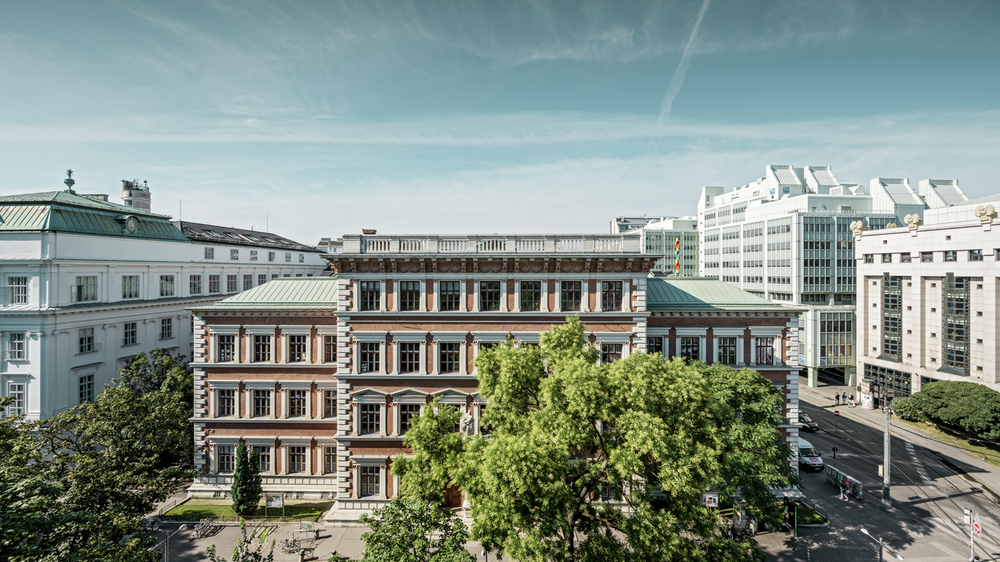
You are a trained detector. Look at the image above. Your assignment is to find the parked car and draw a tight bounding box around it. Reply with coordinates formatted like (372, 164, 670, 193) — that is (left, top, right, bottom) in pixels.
(798, 438, 824, 471)
(799, 412, 819, 432)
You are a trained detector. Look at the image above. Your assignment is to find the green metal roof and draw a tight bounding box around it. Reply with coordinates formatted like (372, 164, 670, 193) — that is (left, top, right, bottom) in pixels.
(0, 190, 189, 242)
(196, 277, 339, 310)
(646, 277, 797, 311)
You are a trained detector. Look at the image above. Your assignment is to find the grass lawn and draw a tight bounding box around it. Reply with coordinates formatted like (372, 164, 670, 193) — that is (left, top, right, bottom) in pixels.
(899, 419, 1000, 471)
(161, 500, 331, 522)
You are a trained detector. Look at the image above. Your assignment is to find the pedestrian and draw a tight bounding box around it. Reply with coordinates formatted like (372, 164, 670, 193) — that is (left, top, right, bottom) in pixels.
(835, 394, 840, 406)
(841, 391, 847, 405)
(839, 483, 845, 500)
(848, 395, 855, 408)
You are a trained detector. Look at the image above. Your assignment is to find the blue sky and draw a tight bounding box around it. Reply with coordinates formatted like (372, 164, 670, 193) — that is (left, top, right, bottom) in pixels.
(2, 0, 999, 244)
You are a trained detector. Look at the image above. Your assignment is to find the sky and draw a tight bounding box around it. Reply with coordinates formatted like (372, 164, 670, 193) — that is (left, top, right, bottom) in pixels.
(2, 0, 999, 244)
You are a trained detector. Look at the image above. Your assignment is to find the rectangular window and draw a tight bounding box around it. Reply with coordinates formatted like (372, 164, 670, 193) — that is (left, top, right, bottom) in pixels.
(243, 274, 253, 291)
(324, 446, 337, 474)
(288, 390, 307, 417)
(253, 389, 271, 417)
(250, 250, 258, 262)
(480, 281, 501, 311)
(258, 274, 267, 286)
(288, 335, 307, 362)
(78, 328, 95, 354)
(680, 337, 699, 360)
(268, 251, 276, 262)
(205, 247, 214, 260)
(253, 335, 271, 362)
(360, 466, 380, 497)
(601, 281, 623, 311)
(123, 322, 137, 346)
(360, 281, 381, 311)
(399, 281, 421, 311)
(230, 249, 239, 261)
(881, 253, 892, 263)
(519, 281, 541, 311)
(399, 403, 421, 434)
(287, 446, 306, 473)
(601, 343, 622, 364)
(560, 281, 581, 311)
(160, 318, 173, 340)
(970, 249, 984, 261)
(6, 382, 25, 416)
(717, 337, 737, 364)
(253, 446, 271, 473)
(7, 277, 28, 304)
(440, 281, 461, 311)
(646, 336, 663, 356)
(75, 276, 98, 302)
(439, 342, 460, 373)
(227, 275, 238, 293)
(921, 252, 934, 262)
(400, 342, 420, 373)
(944, 250, 957, 262)
(217, 445, 234, 473)
(189, 275, 202, 295)
(122, 275, 140, 299)
(7, 333, 25, 360)
(79, 374, 94, 403)
(324, 390, 337, 418)
(944, 276, 970, 374)
(324, 335, 337, 363)
(863, 254, 874, 264)
(360, 403, 381, 434)
(900, 253, 912, 263)
(209, 275, 221, 293)
(299, 254, 305, 263)
(285, 253, 292, 263)
(755, 337, 774, 365)
(217, 389, 235, 416)
(272, 274, 278, 280)
(360, 342, 380, 373)
(159, 275, 175, 297)
(217, 335, 235, 362)
(882, 276, 903, 361)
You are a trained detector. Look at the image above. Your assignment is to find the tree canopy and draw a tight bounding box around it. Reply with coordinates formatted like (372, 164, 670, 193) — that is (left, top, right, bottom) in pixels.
(907, 380, 1000, 440)
(359, 496, 475, 562)
(394, 318, 795, 562)
(231, 443, 263, 516)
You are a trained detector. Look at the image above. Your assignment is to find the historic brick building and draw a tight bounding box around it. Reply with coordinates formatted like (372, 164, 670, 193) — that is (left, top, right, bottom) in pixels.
(188, 233, 802, 524)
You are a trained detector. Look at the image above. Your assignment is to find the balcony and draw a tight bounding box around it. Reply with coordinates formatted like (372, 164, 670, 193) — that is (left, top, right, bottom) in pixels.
(344, 234, 642, 255)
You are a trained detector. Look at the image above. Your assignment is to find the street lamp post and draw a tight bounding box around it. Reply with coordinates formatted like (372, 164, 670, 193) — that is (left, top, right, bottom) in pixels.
(859, 527, 904, 562)
(148, 523, 187, 561)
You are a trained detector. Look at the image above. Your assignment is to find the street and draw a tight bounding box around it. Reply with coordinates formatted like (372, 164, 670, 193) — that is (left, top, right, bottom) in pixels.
(757, 378, 1000, 561)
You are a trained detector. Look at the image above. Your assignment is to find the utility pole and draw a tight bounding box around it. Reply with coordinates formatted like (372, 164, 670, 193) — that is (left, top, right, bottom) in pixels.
(883, 407, 892, 508)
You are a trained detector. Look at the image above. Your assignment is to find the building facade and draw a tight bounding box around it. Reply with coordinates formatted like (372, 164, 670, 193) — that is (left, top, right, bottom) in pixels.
(638, 217, 700, 276)
(0, 177, 325, 420)
(189, 232, 803, 525)
(697, 164, 963, 387)
(855, 194, 998, 406)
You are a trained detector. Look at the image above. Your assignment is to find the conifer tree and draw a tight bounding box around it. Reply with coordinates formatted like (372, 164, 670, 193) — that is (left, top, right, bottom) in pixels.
(231, 442, 262, 517)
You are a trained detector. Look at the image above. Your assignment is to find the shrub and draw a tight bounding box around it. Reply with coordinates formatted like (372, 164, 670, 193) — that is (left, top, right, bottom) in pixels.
(908, 381, 1000, 440)
(890, 397, 922, 421)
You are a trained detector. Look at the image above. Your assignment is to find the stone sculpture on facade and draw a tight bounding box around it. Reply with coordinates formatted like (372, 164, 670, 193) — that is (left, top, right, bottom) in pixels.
(849, 220, 868, 236)
(904, 214, 922, 231)
(974, 204, 996, 224)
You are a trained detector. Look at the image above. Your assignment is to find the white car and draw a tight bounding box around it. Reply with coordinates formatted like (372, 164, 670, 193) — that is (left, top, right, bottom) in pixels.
(798, 438, 824, 471)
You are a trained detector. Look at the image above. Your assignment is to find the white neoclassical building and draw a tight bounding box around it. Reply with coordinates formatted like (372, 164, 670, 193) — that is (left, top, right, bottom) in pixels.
(0, 174, 327, 420)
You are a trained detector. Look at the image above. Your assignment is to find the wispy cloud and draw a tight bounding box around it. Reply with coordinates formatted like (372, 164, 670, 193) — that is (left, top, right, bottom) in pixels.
(658, 0, 710, 127)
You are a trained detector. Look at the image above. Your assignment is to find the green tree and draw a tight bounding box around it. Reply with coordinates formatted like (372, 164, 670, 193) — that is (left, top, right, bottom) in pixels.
(909, 381, 1000, 440)
(394, 318, 792, 562)
(231, 443, 263, 517)
(359, 496, 475, 562)
(207, 519, 274, 562)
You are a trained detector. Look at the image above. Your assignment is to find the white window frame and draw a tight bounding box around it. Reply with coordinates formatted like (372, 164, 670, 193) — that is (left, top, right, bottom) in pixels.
(5, 380, 26, 416)
(280, 437, 312, 475)
(7, 276, 29, 305)
(316, 327, 339, 364)
(391, 388, 429, 436)
(244, 325, 276, 364)
(7, 332, 26, 361)
(350, 389, 388, 436)
(211, 437, 241, 474)
(160, 317, 174, 340)
(279, 325, 313, 364)
(159, 274, 176, 297)
(209, 380, 240, 418)
(595, 332, 632, 365)
(712, 327, 746, 367)
(244, 381, 276, 419)
(244, 437, 276, 475)
(211, 326, 241, 363)
(352, 456, 387, 499)
(316, 381, 339, 419)
(392, 332, 427, 375)
(749, 327, 784, 366)
(675, 327, 707, 362)
(317, 438, 339, 475)
(352, 332, 387, 374)
(280, 381, 312, 419)
(432, 332, 467, 375)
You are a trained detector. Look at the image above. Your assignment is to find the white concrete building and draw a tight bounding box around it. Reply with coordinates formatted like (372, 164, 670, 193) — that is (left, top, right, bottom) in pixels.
(855, 190, 999, 407)
(697, 165, 963, 387)
(0, 175, 326, 420)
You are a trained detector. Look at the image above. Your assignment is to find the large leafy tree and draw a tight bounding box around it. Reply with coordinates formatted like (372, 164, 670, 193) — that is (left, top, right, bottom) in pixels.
(394, 318, 794, 562)
(358, 496, 475, 562)
(231, 443, 263, 516)
(908, 380, 1000, 440)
